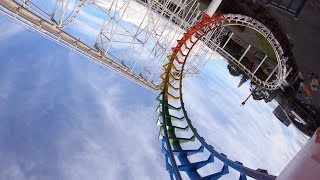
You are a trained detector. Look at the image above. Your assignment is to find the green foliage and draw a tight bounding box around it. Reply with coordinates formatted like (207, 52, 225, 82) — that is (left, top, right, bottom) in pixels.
(255, 32, 276, 60)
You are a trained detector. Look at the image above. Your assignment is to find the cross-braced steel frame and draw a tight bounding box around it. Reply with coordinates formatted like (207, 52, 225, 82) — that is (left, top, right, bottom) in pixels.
(0, 0, 288, 91)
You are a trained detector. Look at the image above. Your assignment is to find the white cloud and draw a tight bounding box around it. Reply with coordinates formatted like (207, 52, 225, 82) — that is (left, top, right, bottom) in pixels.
(0, 27, 165, 180)
(51, 52, 167, 180)
(0, 153, 27, 180)
(71, 18, 100, 39)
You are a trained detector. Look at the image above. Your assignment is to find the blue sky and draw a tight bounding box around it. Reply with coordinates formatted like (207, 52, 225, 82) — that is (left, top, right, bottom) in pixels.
(0, 7, 309, 180)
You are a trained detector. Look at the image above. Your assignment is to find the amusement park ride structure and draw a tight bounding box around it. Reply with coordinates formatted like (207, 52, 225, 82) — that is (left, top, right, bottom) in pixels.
(1, 0, 306, 179)
(156, 1, 287, 178)
(0, 0, 288, 91)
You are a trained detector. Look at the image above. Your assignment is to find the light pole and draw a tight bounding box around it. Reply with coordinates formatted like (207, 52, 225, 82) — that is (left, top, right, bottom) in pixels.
(241, 87, 257, 106)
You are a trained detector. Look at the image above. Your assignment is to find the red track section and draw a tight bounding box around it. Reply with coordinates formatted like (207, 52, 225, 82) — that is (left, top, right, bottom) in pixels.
(170, 14, 225, 65)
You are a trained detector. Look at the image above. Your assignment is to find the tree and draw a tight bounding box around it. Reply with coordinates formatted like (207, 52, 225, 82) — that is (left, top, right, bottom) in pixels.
(227, 64, 241, 77)
(249, 82, 271, 101)
(238, 75, 248, 87)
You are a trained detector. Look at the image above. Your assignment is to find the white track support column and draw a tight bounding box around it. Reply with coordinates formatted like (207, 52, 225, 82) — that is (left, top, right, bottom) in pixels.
(95, 0, 130, 55)
(285, 67, 293, 78)
(239, 44, 251, 62)
(214, 27, 225, 50)
(189, 9, 201, 27)
(147, 0, 186, 81)
(265, 66, 278, 82)
(22, 0, 31, 10)
(51, 0, 86, 28)
(206, 0, 223, 16)
(182, 0, 198, 28)
(131, 27, 152, 71)
(122, 8, 149, 65)
(52, 0, 71, 25)
(222, 32, 234, 48)
(253, 55, 267, 74)
(156, 0, 185, 43)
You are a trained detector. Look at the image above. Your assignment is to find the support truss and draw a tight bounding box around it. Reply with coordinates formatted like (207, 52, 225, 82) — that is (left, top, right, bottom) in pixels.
(0, 0, 157, 90)
(51, 0, 87, 28)
(94, 0, 204, 85)
(0, 0, 288, 90)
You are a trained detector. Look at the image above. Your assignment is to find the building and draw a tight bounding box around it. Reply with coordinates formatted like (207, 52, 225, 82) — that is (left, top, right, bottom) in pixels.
(273, 105, 291, 126)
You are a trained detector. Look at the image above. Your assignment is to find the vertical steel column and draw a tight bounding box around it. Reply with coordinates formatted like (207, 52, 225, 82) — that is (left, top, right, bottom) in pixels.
(213, 27, 225, 50)
(140, 0, 173, 72)
(182, 0, 198, 28)
(222, 32, 234, 48)
(265, 66, 278, 82)
(285, 67, 293, 78)
(147, 0, 186, 82)
(239, 44, 251, 62)
(253, 55, 267, 74)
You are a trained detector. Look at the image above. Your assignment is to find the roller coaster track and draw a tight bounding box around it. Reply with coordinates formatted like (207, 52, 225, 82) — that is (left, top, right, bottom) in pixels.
(212, 14, 287, 91)
(157, 14, 279, 179)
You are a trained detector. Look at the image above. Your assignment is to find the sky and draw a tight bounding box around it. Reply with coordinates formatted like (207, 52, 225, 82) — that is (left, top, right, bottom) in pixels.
(0, 16, 166, 180)
(0, 2, 310, 180)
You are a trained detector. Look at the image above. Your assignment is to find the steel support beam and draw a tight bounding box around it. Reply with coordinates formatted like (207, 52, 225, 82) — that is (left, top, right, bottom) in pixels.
(239, 44, 251, 62)
(0, 0, 157, 91)
(253, 55, 267, 74)
(222, 32, 234, 48)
